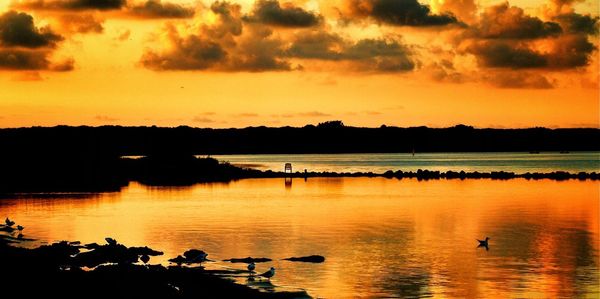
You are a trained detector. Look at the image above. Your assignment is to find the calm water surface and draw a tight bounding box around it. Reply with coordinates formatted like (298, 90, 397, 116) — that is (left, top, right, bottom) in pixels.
(212, 152, 600, 173)
(1, 178, 598, 298)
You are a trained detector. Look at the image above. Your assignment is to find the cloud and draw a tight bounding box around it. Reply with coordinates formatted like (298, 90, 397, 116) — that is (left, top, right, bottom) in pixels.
(128, 0, 195, 19)
(340, 0, 458, 26)
(298, 111, 331, 117)
(140, 25, 228, 70)
(192, 116, 215, 123)
(13, 0, 126, 11)
(0, 48, 53, 70)
(95, 115, 119, 121)
(465, 41, 547, 69)
(244, 0, 322, 27)
(236, 113, 259, 117)
(553, 13, 599, 35)
(483, 71, 554, 89)
(286, 30, 415, 72)
(0, 11, 63, 48)
(116, 29, 130, 41)
(12, 71, 43, 81)
(57, 14, 104, 34)
(545, 34, 596, 68)
(430, 0, 477, 24)
(141, 3, 291, 73)
(470, 3, 562, 39)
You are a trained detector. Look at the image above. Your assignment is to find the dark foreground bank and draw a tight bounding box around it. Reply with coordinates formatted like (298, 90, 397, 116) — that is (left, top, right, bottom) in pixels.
(0, 233, 310, 299)
(0, 154, 598, 193)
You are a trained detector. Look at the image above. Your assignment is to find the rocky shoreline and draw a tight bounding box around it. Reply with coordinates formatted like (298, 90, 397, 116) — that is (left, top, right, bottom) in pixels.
(0, 233, 311, 299)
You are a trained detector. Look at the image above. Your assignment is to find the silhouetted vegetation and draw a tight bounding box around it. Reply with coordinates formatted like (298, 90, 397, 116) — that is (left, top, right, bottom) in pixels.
(0, 124, 597, 156)
(0, 124, 598, 193)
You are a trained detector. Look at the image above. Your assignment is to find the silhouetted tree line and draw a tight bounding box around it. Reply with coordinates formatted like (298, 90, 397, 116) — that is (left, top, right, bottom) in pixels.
(0, 124, 597, 192)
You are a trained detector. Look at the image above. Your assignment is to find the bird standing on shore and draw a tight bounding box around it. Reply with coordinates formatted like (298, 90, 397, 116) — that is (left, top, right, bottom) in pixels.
(5, 217, 15, 227)
(247, 262, 255, 272)
(259, 267, 275, 280)
(17, 225, 24, 231)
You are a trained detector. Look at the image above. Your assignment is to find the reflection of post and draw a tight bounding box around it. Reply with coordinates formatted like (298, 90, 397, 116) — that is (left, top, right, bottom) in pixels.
(284, 177, 292, 189)
(284, 163, 292, 174)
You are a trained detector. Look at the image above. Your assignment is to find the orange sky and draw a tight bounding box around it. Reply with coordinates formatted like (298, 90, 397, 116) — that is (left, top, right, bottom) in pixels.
(0, 0, 598, 128)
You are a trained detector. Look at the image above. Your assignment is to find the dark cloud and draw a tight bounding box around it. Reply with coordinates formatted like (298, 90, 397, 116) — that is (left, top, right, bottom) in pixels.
(207, 1, 243, 38)
(342, 0, 458, 26)
(244, 0, 322, 27)
(0, 48, 72, 71)
(227, 26, 290, 71)
(0, 11, 63, 48)
(546, 34, 596, 68)
(129, 0, 195, 19)
(13, 0, 126, 11)
(0, 49, 50, 70)
(553, 13, 599, 35)
(140, 26, 227, 70)
(465, 35, 596, 70)
(466, 41, 547, 68)
(286, 31, 345, 60)
(58, 14, 104, 34)
(286, 31, 415, 72)
(472, 3, 562, 39)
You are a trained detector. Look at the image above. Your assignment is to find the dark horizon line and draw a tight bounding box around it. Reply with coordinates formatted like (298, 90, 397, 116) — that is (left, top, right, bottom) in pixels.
(1, 123, 599, 131)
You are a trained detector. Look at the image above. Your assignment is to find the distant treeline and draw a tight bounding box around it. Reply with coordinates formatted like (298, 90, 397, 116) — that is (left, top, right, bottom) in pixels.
(0, 123, 598, 156)
(0, 123, 598, 193)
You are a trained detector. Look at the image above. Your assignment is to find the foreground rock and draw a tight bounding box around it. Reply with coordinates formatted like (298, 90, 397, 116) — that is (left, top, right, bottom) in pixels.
(0, 235, 310, 299)
(224, 257, 273, 263)
(283, 255, 325, 263)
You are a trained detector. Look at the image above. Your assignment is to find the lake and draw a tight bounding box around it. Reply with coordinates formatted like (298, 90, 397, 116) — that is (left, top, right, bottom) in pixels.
(212, 152, 600, 173)
(1, 177, 598, 298)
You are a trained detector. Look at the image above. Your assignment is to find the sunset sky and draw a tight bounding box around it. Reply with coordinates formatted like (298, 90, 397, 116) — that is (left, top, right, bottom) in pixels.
(0, 0, 598, 128)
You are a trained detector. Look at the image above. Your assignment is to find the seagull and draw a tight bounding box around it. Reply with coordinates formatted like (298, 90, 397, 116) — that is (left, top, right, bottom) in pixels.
(17, 225, 24, 231)
(247, 262, 255, 272)
(140, 254, 150, 264)
(5, 217, 15, 227)
(477, 237, 490, 250)
(259, 267, 275, 280)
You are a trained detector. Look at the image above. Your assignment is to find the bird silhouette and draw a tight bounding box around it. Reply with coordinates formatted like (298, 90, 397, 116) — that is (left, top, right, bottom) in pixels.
(105, 237, 118, 246)
(247, 262, 256, 272)
(259, 267, 275, 280)
(5, 217, 15, 227)
(477, 237, 490, 250)
(17, 225, 24, 231)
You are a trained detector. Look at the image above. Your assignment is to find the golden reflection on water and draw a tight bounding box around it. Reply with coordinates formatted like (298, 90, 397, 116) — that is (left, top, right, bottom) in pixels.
(0, 178, 598, 298)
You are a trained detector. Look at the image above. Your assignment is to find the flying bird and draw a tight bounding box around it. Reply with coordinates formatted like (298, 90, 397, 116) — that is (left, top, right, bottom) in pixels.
(247, 262, 256, 272)
(259, 267, 275, 280)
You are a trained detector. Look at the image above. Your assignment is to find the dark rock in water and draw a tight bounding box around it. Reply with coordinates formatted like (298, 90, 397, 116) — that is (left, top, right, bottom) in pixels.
(223, 257, 272, 263)
(283, 255, 325, 263)
(184, 249, 207, 262)
(169, 255, 187, 265)
(169, 249, 208, 265)
(73, 238, 163, 268)
(130, 246, 164, 257)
